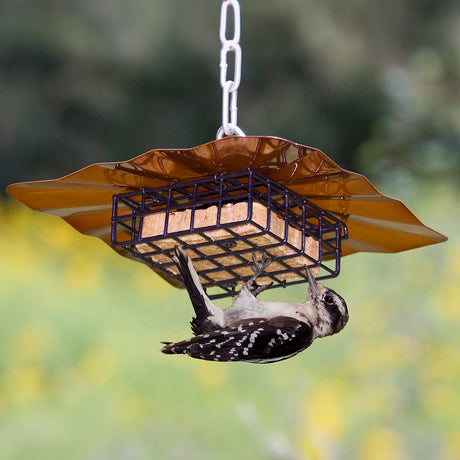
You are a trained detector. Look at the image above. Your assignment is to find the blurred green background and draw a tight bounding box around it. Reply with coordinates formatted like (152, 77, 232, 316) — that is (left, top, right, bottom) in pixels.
(1, 0, 459, 459)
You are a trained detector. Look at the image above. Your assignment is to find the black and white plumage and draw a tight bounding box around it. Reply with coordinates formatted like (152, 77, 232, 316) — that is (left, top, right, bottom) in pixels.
(161, 246, 348, 364)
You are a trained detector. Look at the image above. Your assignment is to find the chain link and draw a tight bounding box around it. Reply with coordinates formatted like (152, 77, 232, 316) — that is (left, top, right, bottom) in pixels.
(217, 0, 245, 139)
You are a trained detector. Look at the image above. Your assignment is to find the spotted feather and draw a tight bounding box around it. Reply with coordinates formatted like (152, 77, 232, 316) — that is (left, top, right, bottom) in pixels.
(162, 316, 314, 364)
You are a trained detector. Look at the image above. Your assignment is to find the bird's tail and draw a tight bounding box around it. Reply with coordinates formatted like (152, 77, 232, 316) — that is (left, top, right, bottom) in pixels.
(160, 341, 175, 354)
(173, 246, 224, 334)
(160, 338, 223, 360)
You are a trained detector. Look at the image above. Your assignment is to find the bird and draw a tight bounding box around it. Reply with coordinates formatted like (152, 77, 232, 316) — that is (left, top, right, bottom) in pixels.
(161, 246, 348, 364)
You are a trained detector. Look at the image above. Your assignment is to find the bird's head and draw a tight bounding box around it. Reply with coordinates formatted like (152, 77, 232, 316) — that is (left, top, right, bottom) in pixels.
(306, 266, 349, 338)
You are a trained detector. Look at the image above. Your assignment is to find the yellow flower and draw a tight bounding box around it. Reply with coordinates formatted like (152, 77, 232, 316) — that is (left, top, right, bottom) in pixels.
(443, 431, 460, 460)
(299, 381, 348, 457)
(64, 252, 103, 292)
(358, 428, 408, 460)
(78, 349, 115, 386)
(7, 366, 47, 405)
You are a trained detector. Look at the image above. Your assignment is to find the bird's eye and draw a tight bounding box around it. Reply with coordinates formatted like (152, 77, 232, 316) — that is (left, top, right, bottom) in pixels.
(324, 294, 334, 305)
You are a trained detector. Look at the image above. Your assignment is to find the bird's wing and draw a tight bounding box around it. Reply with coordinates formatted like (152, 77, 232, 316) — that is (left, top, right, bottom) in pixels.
(173, 246, 224, 335)
(161, 316, 314, 364)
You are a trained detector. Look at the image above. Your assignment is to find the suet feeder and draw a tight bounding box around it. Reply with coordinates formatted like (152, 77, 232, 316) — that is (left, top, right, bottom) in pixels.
(6, 1, 447, 299)
(7, 136, 446, 298)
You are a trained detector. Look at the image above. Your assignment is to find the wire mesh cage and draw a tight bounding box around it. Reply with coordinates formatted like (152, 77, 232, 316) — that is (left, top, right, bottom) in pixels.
(111, 168, 347, 299)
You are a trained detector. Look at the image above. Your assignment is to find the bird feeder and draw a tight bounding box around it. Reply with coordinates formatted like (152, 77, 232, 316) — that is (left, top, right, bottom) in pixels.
(6, 1, 447, 299)
(6, 135, 446, 298)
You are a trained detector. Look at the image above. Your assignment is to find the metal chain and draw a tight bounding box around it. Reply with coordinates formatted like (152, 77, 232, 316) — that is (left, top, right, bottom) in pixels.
(216, 0, 245, 139)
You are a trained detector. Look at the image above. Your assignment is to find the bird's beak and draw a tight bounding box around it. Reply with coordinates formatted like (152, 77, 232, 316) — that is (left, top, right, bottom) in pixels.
(306, 265, 319, 298)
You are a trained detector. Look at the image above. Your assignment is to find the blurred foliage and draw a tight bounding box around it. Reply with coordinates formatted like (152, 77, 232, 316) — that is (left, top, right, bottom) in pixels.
(1, 0, 459, 190)
(1, 1, 459, 459)
(0, 180, 458, 459)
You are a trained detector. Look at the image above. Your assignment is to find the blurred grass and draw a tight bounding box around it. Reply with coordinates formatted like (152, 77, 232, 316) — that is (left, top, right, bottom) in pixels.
(0, 180, 459, 460)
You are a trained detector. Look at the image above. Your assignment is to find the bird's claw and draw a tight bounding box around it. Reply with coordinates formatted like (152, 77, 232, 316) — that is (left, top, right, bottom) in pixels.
(246, 252, 272, 290)
(252, 281, 273, 297)
(251, 252, 271, 276)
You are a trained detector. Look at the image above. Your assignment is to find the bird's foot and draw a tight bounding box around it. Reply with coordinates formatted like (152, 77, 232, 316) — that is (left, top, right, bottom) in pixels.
(252, 252, 271, 274)
(246, 252, 271, 289)
(252, 281, 273, 297)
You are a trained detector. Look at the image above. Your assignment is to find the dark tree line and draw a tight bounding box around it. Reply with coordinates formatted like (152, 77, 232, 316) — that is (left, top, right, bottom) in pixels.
(1, 0, 459, 192)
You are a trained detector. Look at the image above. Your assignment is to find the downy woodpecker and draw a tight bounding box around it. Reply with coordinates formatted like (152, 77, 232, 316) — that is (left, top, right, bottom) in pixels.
(161, 246, 348, 363)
